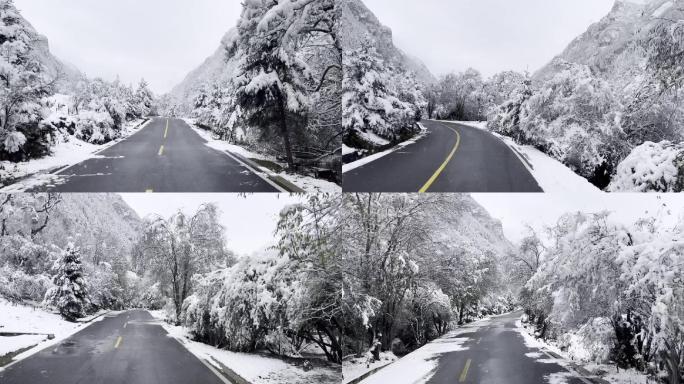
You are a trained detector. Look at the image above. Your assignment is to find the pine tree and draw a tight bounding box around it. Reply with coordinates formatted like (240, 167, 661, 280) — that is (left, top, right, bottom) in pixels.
(234, 0, 311, 169)
(0, 0, 55, 158)
(44, 243, 90, 321)
(135, 79, 154, 118)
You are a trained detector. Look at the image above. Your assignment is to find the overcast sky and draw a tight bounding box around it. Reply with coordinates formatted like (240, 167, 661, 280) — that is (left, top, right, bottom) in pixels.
(363, 0, 616, 77)
(473, 194, 684, 244)
(119, 194, 303, 256)
(13, 0, 242, 94)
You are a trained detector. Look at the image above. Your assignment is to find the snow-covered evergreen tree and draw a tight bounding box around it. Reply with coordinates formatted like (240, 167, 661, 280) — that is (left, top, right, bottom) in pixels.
(0, 0, 55, 160)
(234, 0, 312, 168)
(44, 243, 90, 321)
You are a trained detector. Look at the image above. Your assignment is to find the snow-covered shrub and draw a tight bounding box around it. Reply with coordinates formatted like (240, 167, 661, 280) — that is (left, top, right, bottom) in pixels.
(44, 244, 91, 321)
(137, 281, 165, 310)
(558, 318, 615, 363)
(608, 141, 684, 192)
(0, 266, 52, 303)
(75, 110, 116, 144)
(489, 60, 625, 187)
(86, 263, 124, 311)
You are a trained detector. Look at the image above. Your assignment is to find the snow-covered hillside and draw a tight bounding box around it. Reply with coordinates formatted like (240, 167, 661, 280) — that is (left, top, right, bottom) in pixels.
(166, 29, 240, 115)
(338, 0, 435, 85)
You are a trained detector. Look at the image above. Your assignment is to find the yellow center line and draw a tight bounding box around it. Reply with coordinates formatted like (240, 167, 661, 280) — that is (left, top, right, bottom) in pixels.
(459, 358, 472, 382)
(419, 123, 461, 193)
(123, 322, 128, 329)
(164, 119, 169, 139)
(158, 145, 165, 156)
(114, 336, 123, 349)
(145, 189, 154, 193)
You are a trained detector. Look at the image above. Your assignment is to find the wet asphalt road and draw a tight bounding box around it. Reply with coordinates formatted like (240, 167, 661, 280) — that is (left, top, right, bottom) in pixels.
(343, 120, 543, 193)
(33, 118, 278, 193)
(0, 310, 228, 384)
(360, 312, 588, 384)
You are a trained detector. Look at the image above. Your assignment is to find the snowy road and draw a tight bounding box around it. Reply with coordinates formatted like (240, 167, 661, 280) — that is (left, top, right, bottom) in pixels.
(359, 312, 589, 384)
(32, 118, 278, 192)
(343, 120, 543, 192)
(0, 310, 229, 384)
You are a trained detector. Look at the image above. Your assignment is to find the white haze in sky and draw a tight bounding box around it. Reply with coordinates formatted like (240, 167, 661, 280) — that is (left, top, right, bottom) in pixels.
(120, 194, 304, 256)
(13, 0, 243, 94)
(473, 194, 684, 244)
(362, 0, 616, 77)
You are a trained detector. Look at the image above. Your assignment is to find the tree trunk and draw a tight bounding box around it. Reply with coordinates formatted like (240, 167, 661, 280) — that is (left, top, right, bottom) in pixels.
(278, 96, 295, 169)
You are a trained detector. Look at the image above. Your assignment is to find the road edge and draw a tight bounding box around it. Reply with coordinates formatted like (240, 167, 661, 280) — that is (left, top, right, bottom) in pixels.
(0, 310, 110, 372)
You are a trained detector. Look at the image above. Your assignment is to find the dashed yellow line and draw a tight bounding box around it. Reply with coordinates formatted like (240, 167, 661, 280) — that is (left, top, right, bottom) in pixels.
(459, 359, 472, 382)
(145, 189, 154, 193)
(419, 124, 461, 193)
(164, 119, 169, 139)
(158, 145, 165, 156)
(114, 336, 123, 349)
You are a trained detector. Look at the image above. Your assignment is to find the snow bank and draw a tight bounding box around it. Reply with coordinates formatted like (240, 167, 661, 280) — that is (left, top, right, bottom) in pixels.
(343, 351, 398, 384)
(355, 319, 490, 384)
(608, 141, 684, 192)
(0, 119, 150, 191)
(149, 311, 339, 384)
(0, 299, 88, 368)
(186, 119, 341, 193)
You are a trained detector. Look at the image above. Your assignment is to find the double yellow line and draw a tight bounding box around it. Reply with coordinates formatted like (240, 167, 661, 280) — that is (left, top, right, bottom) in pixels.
(419, 124, 461, 193)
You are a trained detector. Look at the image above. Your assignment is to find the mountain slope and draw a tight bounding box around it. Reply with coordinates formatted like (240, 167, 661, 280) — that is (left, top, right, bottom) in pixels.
(167, 29, 240, 114)
(17, 12, 83, 92)
(37, 194, 142, 258)
(339, 0, 435, 85)
(534, 0, 676, 89)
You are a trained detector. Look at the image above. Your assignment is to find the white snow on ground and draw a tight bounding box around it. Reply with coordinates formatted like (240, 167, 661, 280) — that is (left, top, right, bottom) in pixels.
(0, 299, 102, 371)
(0, 335, 45, 357)
(441, 120, 488, 130)
(343, 124, 429, 173)
(343, 351, 398, 384)
(0, 119, 150, 192)
(653, 1, 673, 17)
(148, 311, 339, 384)
(356, 318, 491, 384)
(454, 121, 602, 193)
(185, 119, 341, 193)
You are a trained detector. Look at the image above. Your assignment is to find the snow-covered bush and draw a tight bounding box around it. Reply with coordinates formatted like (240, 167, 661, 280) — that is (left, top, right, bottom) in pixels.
(75, 110, 116, 144)
(44, 244, 91, 321)
(558, 318, 615, 363)
(0, 266, 52, 302)
(489, 60, 625, 187)
(608, 141, 684, 192)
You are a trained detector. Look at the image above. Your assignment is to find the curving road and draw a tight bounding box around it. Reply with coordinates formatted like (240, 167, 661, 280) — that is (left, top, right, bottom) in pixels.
(0, 310, 229, 384)
(343, 120, 543, 193)
(359, 312, 590, 384)
(31, 118, 279, 193)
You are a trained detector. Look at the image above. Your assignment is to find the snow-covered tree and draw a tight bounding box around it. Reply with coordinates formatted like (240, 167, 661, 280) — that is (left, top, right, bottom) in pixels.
(234, 0, 313, 168)
(343, 44, 422, 148)
(44, 243, 90, 321)
(138, 204, 227, 323)
(0, 0, 56, 160)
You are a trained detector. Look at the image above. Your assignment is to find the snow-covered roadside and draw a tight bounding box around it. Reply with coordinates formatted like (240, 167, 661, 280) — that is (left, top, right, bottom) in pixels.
(184, 119, 341, 193)
(342, 351, 398, 384)
(148, 310, 340, 384)
(516, 318, 650, 384)
(343, 124, 429, 174)
(0, 299, 104, 370)
(0, 119, 151, 192)
(452, 121, 602, 193)
(351, 317, 492, 384)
